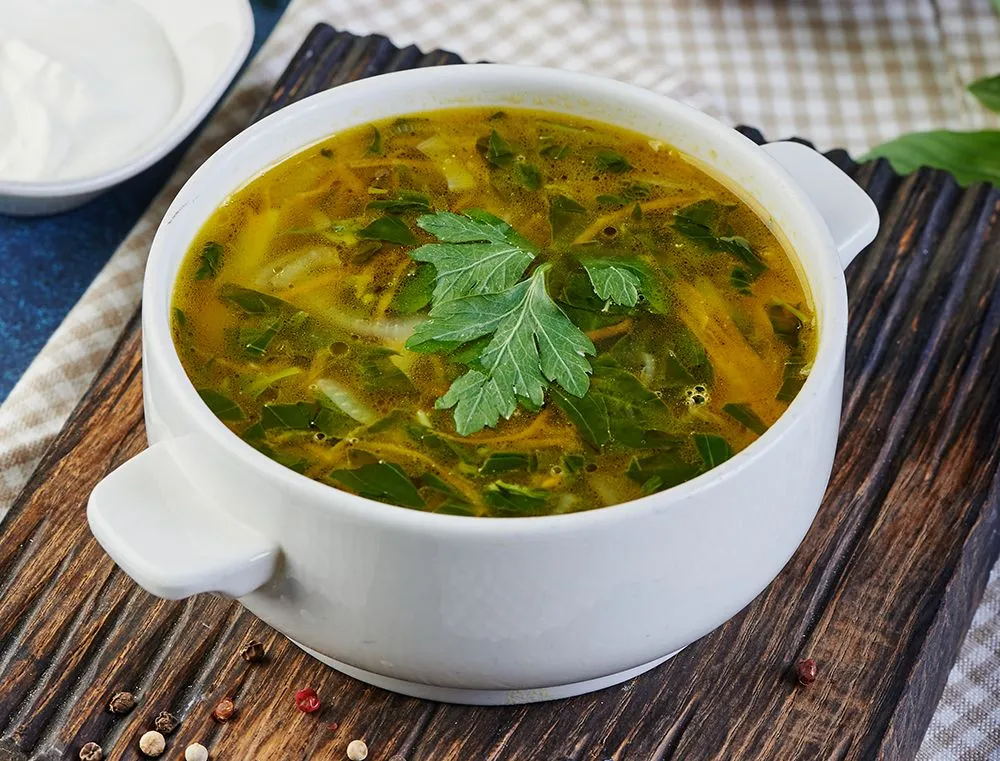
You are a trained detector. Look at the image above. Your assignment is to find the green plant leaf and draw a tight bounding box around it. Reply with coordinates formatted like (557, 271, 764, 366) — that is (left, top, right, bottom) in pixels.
(328, 461, 425, 508)
(261, 402, 316, 430)
(197, 389, 244, 421)
(731, 267, 753, 295)
(515, 162, 542, 190)
(358, 215, 417, 245)
(240, 319, 281, 357)
(626, 451, 702, 495)
(582, 258, 644, 307)
(482, 129, 516, 167)
(366, 126, 383, 155)
(551, 384, 611, 448)
(195, 241, 223, 280)
(411, 209, 538, 303)
(219, 284, 295, 315)
(410, 265, 595, 434)
(693, 432, 731, 468)
(673, 201, 768, 277)
(969, 74, 1000, 114)
(367, 190, 432, 214)
(479, 452, 537, 474)
(483, 481, 549, 513)
(548, 194, 587, 239)
(539, 136, 570, 160)
(860, 131, 1000, 186)
(391, 263, 436, 313)
(722, 402, 768, 435)
(594, 149, 632, 174)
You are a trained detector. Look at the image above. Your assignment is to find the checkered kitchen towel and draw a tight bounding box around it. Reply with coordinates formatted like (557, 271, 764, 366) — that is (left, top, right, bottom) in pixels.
(1, 1, 998, 758)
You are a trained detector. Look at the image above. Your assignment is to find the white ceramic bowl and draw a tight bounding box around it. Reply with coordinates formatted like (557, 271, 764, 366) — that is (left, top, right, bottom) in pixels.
(0, 0, 254, 216)
(87, 65, 879, 705)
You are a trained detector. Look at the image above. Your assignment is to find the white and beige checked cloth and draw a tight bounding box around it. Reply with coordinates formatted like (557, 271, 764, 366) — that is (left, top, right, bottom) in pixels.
(2, 1, 999, 757)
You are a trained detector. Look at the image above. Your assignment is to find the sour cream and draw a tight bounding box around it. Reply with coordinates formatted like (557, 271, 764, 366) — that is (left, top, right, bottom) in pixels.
(0, 0, 182, 183)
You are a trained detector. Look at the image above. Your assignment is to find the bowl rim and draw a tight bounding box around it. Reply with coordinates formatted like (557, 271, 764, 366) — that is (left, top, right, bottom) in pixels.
(0, 0, 255, 199)
(143, 63, 848, 535)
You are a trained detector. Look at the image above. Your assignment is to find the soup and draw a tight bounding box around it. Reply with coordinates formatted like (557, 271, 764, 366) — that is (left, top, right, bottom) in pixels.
(171, 108, 815, 517)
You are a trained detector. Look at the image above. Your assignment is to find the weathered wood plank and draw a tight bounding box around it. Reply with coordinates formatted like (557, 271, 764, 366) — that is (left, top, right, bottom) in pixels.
(1, 26, 998, 761)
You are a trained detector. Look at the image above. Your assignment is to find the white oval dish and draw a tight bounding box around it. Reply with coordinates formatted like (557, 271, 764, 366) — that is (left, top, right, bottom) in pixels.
(88, 65, 879, 705)
(0, 0, 254, 216)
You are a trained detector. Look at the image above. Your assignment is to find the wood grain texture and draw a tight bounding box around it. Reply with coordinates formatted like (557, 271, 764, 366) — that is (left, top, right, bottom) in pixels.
(1, 25, 999, 761)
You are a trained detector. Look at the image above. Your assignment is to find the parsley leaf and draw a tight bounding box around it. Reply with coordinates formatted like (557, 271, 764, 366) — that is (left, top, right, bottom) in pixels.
(479, 129, 515, 167)
(411, 210, 538, 303)
(197, 389, 244, 421)
(408, 264, 595, 434)
(674, 200, 768, 277)
(328, 461, 425, 508)
(549, 194, 587, 239)
(515, 162, 542, 190)
(582, 259, 644, 307)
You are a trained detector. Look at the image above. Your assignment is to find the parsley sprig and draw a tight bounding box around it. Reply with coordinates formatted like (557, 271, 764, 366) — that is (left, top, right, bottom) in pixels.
(405, 210, 596, 435)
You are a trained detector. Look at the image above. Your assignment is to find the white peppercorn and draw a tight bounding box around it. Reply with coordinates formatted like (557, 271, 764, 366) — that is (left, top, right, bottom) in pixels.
(138, 730, 165, 757)
(184, 742, 209, 761)
(346, 739, 368, 760)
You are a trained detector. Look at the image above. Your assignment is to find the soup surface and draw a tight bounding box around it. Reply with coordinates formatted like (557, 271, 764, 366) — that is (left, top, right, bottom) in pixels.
(172, 108, 815, 517)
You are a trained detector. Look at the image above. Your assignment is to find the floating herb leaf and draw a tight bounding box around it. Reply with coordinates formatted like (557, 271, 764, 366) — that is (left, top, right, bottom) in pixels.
(329, 461, 425, 508)
(582, 259, 644, 307)
(481, 129, 515, 167)
(596, 194, 627, 207)
(219, 284, 294, 315)
(409, 264, 595, 435)
(241, 319, 281, 357)
(549, 194, 587, 239)
(595, 149, 632, 174)
(627, 451, 702, 495)
(391, 263, 436, 314)
(674, 200, 768, 277)
(198, 389, 245, 421)
(731, 267, 753, 295)
(766, 301, 805, 347)
(173, 307, 187, 328)
(539, 136, 570, 160)
(261, 402, 316, 430)
(480, 452, 537, 474)
(366, 126, 383, 155)
(483, 481, 549, 513)
(410, 209, 538, 304)
(722, 402, 768, 435)
(776, 350, 808, 402)
(195, 241, 223, 280)
(515, 162, 542, 190)
(358, 216, 417, 245)
(367, 190, 432, 214)
(693, 432, 732, 468)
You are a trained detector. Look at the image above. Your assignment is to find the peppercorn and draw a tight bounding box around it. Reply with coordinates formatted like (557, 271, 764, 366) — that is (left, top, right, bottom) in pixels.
(108, 691, 136, 714)
(153, 710, 179, 734)
(78, 741, 104, 761)
(295, 687, 321, 713)
(184, 742, 209, 761)
(211, 696, 236, 722)
(795, 657, 818, 685)
(139, 731, 166, 757)
(346, 739, 368, 760)
(240, 640, 266, 663)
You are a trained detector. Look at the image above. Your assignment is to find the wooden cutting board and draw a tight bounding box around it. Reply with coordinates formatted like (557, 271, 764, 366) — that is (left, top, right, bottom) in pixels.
(2, 24, 999, 761)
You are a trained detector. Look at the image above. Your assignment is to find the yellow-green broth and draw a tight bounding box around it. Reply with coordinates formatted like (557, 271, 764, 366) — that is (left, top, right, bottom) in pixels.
(171, 107, 815, 517)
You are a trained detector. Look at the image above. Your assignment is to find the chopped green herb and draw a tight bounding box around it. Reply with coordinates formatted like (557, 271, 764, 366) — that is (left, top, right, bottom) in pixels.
(195, 241, 223, 280)
(627, 451, 702, 494)
(241, 319, 281, 357)
(320, 148, 334, 159)
(367, 190, 432, 214)
(595, 149, 632, 174)
(480, 451, 537, 474)
(674, 201, 769, 277)
(483, 481, 549, 513)
(766, 301, 804, 347)
(722, 402, 768, 435)
(776, 350, 808, 401)
(515, 162, 542, 190)
(693, 432, 731, 468)
(173, 307, 187, 327)
(623, 182, 651, 200)
(366, 126, 383, 155)
(582, 259, 644, 307)
(539, 136, 571, 160)
(261, 402, 316, 430)
(197, 389, 244, 421)
(219, 284, 295, 315)
(596, 194, 627, 207)
(411, 209, 538, 304)
(731, 267, 753, 295)
(358, 216, 417, 245)
(328, 461, 425, 508)
(391, 263, 436, 314)
(481, 129, 515, 167)
(548, 194, 587, 239)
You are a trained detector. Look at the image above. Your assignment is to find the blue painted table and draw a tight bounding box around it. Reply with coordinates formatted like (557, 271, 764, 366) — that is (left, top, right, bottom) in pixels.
(0, 0, 292, 402)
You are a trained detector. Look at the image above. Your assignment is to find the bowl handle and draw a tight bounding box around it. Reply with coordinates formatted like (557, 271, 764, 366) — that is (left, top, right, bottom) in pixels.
(87, 437, 279, 600)
(760, 141, 880, 270)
